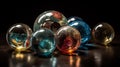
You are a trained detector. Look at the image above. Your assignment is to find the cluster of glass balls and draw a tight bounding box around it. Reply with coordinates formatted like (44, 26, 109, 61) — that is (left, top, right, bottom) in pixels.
(6, 10, 115, 56)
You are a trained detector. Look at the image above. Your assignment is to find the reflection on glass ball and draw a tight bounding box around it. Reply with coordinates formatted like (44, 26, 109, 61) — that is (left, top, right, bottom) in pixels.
(92, 22, 115, 45)
(55, 26, 81, 55)
(33, 10, 67, 33)
(67, 16, 91, 45)
(31, 28, 56, 57)
(6, 23, 32, 52)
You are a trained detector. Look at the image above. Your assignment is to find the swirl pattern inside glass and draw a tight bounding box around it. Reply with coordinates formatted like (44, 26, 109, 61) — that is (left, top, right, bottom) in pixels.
(31, 28, 56, 56)
(56, 26, 81, 54)
(6, 23, 32, 52)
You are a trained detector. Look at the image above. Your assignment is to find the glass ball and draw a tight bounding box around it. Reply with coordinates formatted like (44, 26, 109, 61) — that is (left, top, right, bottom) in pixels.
(31, 28, 56, 57)
(6, 23, 32, 52)
(55, 26, 81, 55)
(92, 22, 115, 45)
(67, 16, 91, 45)
(33, 10, 67, 33)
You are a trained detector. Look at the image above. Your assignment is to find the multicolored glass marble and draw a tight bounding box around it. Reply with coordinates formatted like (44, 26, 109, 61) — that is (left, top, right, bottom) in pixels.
(31, 28, 56, 57)
(6, 23, 32, 52)
(55, 26, 81, 55)
(67, 16, 91, 45)
(92, 22, 115, 46)
(33, 10, 67, 33)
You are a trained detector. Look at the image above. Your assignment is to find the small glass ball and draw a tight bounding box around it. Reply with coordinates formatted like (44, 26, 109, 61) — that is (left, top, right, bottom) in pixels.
(31, 28, 56, 57)
(6, 23, 32, 52)
(33, 10, 67, 33)
(67, 16, 91, 45)
(92, 22, 115, 45)
(55, 26, 81, 55)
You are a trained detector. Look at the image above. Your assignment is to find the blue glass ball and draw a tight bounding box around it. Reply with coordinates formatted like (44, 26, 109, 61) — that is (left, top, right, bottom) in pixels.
(31, 28, 56, 57)
(67, 17, 91, 45)
(6, 23, 32, 52)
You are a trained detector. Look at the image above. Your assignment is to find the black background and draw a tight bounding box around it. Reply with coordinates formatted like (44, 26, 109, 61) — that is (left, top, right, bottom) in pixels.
(0, 1, 120, 39)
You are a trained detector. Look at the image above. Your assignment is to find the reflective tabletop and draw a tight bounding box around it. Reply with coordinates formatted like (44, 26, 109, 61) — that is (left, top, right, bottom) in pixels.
(0, 35, 120, 67)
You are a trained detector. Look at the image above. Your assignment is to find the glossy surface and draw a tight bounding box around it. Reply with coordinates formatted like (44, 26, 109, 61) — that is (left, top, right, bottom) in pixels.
(31, 28, 56, 57)
(67, 16, 91, 45)
(1, 42, 120, 67)
(1, 33, 120, 67)
(33, 10, 67, 33)
(92, 22, 115, 45)
(6, 23, 32, 52)
(55, 26, 81, 55)
(9, 52, 34, 67)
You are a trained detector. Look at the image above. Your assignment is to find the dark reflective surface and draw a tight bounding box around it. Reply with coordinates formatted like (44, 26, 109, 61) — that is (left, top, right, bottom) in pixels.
(1, 41, 120, 67)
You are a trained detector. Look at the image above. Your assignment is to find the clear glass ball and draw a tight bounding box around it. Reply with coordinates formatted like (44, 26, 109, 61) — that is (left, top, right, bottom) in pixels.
(6, 23, 32, 52)
(31, 28, 56, 57)
(55, 26, 81, 55)
(33, 10, 67, 33)
(67, 16, 91, 45)
(92, 22, 115, 45)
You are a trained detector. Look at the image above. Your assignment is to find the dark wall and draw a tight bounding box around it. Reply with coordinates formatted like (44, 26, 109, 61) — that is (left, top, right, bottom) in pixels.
(0, 1, 120, 38)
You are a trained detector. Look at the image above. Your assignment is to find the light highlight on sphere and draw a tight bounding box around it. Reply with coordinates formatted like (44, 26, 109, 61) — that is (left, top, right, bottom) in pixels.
(31, 28, 56, 57)
(92, 22, 115, 45)
(33, 10, 67, 33)
(6, 23, 32, 52)
(67, 16, 91, 45)
(55, 26, 81, 55)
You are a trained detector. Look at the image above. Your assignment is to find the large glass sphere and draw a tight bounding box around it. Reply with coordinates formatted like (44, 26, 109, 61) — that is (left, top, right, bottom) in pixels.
(33, 10, 67, 33)
(6, 23, 32, 52)
(92, 22, 115, 45)
(55, 26, 81, 55)
(31, 28, 56, 57)
(67, 16, 91, 45)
